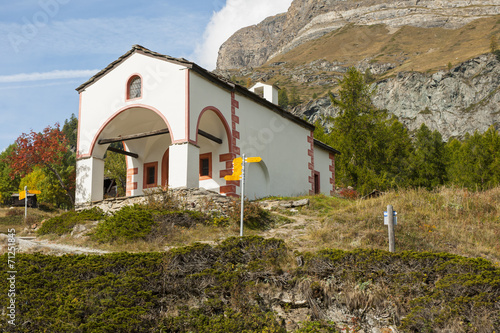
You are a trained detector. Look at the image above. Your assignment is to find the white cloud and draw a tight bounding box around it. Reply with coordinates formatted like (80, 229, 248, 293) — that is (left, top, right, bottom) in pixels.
(194, 0, 292, 70)
(0, 69, 99, 83)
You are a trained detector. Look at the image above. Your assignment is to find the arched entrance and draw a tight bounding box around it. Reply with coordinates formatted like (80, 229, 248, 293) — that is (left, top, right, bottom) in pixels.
(195, 107, 232, 194)
(88, 105, 173, 201)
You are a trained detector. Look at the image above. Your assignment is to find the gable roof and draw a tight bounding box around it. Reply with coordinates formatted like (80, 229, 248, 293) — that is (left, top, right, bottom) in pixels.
(76, 45, 315, 131)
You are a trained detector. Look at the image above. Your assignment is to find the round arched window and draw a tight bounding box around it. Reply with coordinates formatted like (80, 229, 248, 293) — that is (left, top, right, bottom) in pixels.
(128, 75, 141, 99)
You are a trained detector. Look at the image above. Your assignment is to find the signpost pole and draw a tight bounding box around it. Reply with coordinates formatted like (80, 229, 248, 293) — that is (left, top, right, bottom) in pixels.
(240, 154, 245, 237)
(387, 204, 395, 252)
(24, 186, 28, 220)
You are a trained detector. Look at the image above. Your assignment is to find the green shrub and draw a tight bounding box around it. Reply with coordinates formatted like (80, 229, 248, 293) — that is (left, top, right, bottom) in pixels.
(228, 199, 273, 230)
(159, 303, 286, 332)
(91, 205, 154, 243)
(37, 207, 104, 235)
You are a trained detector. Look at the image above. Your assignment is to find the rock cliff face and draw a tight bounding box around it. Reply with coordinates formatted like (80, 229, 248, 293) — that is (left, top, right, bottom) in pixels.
(291, 54, 500, 140)
(217, 0, 500, 70)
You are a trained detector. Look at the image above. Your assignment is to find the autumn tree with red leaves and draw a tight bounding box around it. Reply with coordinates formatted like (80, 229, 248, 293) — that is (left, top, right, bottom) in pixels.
(8, 123, 75, 206)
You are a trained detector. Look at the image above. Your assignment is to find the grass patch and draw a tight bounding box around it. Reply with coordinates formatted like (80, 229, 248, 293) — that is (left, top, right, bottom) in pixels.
(303, 187, 500, 264)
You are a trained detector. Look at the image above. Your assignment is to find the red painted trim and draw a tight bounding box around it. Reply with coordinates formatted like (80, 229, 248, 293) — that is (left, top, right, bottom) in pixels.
(161, 149, 169, 187)
(143, 161, 158, 189)
(87, 104, 174, 157)
(219, 153, 236, 162)
(199, 152, 212, 180)
(307, 131, 315, 194)
(231, 114, 239, 124)
(226, 180, 240, 186)
(127, 167, 138, 175)
(126, 73, 143, 101)
(314, 171, 320, 194)
(220, 185, 236, 194)
(219, 169, 233, 178)
(126, 166, 138, 197)
(329, 153, 336, 195)
(185, 69, 190, 142)
(76, 93, 82, 157)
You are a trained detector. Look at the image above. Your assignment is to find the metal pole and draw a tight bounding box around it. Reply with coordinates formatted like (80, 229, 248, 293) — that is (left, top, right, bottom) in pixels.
(240, 154, 245, 237)
(387, 204, 395, 252)
(24, 186, 28, 220)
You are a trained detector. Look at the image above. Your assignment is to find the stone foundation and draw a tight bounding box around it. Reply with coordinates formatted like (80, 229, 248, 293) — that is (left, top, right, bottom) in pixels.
(75, 187, 235, 216)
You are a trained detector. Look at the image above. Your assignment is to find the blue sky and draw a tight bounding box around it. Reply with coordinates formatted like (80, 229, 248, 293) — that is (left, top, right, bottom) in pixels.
(0, 0, 292, 152)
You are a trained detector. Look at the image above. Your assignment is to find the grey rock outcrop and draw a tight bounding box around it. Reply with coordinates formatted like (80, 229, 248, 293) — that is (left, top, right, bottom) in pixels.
(217, 0, 500, 70)
(291, 54, 500, 140)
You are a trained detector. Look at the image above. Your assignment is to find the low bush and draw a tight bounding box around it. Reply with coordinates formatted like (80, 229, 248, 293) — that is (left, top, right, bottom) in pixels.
(1, 240, 499, 332)
(37, 207, 104, 235)
(91, 205, 155, 243)
(159, 303, 286, 332)
(228, 199, 273, 230)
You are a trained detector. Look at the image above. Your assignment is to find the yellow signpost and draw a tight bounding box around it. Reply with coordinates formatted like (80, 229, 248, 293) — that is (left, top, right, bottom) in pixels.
(224, 155, 262, 236)
(19, 189, 41, 200)
(19, 187, 41, 219)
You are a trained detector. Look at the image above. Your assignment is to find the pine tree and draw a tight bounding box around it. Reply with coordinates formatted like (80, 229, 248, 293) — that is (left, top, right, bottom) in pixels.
(409, 123, 446, 189)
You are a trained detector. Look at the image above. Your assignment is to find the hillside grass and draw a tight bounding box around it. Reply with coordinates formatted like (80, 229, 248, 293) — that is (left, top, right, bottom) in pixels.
(0, 207, 60, 234)
(270, 16, 500, 73)
(303, 187, 500, 265)
(23, 187, 500, 267)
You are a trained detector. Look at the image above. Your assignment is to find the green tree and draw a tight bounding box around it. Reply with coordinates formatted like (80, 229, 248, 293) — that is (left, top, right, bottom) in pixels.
(289, 87, 302, 107)
(104, 150, 127, 197)
(278, 88, 289, 108)
(408, 124, 447, 189)
(446, 126, 500, 189)
(0, 144, 20, 204)
(329, 67, 381, 192)
(62, 113, 78, 151)
(325, 67, 412, 194)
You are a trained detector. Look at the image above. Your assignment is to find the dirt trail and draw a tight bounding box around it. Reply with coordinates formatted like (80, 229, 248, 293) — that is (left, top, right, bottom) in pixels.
(0, 233, 110, 255)
(0, 210, 322, 255)
(260, 213, 322, 252)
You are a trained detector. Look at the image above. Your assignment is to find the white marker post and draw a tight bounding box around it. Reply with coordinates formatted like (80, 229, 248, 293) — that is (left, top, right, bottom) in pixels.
(386, 205, 396, 252)
(240, 154, 246, 237)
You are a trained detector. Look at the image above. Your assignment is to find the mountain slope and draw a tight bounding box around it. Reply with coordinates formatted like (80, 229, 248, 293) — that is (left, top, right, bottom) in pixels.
(214, 1, 500, 139)
(217, 0, 500, 70)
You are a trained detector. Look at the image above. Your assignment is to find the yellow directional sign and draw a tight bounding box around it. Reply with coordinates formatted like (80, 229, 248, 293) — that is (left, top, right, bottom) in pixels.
(224, 156, 262, 181)
(245, 157, 262, 163)
(19, 190, 41, 200)
(224, 157, 242, 181)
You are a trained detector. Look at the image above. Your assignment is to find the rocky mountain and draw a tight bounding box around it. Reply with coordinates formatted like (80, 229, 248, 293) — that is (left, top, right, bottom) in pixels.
(291, 53, 500, 140)
(215, 0, 500, 139)
(217, 0, 500, 70)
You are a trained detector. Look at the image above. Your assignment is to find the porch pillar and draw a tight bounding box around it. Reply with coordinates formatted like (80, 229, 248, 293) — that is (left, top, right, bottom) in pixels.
(168, 142, 200, 189)
(75, 157, 104, 204)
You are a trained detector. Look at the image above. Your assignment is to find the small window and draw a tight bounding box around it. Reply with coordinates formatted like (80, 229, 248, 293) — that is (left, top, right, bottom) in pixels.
(143, 162, 158, 189)
(128, 75, 142, 99)
(199, 153, 212, 180)
(146, 167, 155, 184)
